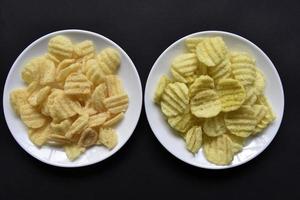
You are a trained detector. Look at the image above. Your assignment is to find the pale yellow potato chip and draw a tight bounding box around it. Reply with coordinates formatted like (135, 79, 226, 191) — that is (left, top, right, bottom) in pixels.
(41, 89, 64, 116)
(47, 134, 71, 145)
(39, 59, 56, 85)
(226, 133, 244, 154)
(105, 75, 124, 96)
(96, 47, 121, 74)
(256, 95, 276, 121)
(102, 112, 124, 127)
(57, 59, 76, 71)
(203, 113, 226, 137)
(168, 112, 197, 134)
(190, 89, 221, 118)
(28, 124, 51, 147)
(216, 78, 246, 112)
(185, 37, 204, 52)
(160, 82, 189, 117)
(185, 126, 202, 153)
(207, 58, 232, 83)
(224, 106, 257, 137)
(92, 83, 108, 112)
(65, 113, 89, 139)
(196, 37, 228, 67)
(88, 112, 109, 128)
(64, 73, 92, 95)
(64, 144, 85, 161)
(28, 86, 51, 107)
(50, 119, 72, 135)
(78, 128, 98, 147)
(56, 62, 81, 82)
(10, 88, 28, 115)
(243, 86, 257, 105)
(83, 99, 98, 116)
(103, 94, 129, 115)
(170, 53, 198, 83)
(252, 104, 269, 134)
(48, 35, 74, 60)
(74, 40, 95, 60)
(230, 52, 257, 87)
(203, 134, 234, 165)
(21, 57, 44, 84)
(20, 103, 47, 129)
(98, 128, 118, 149)
(254, 68, 265, 95)
(154, 75, 171, 104)
(44, 53, 60, 66)
(84, 59, 106, 85)
(189, 75, 214, 98)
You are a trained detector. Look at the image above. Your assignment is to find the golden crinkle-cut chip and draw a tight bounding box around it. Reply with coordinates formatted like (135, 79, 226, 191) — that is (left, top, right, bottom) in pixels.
(39, 59, 56, 85)
(45, 53, 60, 66)
(10, 88, 28, 115)
(47, 134, 71, 145)
(243, 86, 257, 106)
(98, 128, 118, 149)
(224, 106, 257, 137)
(216, 78, 246, 112)
(64, 73, 92, 95)
(189, 75, 214, 97)
(160, 82, 189, 117)
(252, 104, 269, 134)
(50, 119, 72, 135)
(207, 58, 232, 83)
(185, 37, 204, 52)
(74, 40, 95, 60)
(154, 75, 171, 104)
(65, 114, 89, 139)
(256, 95, 276, 121)
(28, 86, 51, 107)
(103, 94, 129, 115)
(196, 37, 228, 67)
(64, 145, 85, 161)
(105, 75, 124, 97)
(83, 99, 98, 116)
(185, 126, 202, 153)
(102, 112, 124, 127)
(78, 128, 98, 147)
(84, 59, 106, 85)
(170, 53, 198, 83)
(226, 133, 244, 154)
(48, 35, 74, 60)
(92, 83, 107, 112)
(21, 57, 44, 84)
(97, 48, 121, 74)
(190, 89, 221, 118)
(41, 89, 64, 116)
(28, 124, 51, 147)
(203, 114, 227, 137)
(230, 52, 257, 87)
(203, 134, 234, 165)
(20, 103, 47, 129)
(168, 112, 197, 134)
(88, 112, 109, 128)
(254, 68, 265, 95)
(56, 62, 81, 82)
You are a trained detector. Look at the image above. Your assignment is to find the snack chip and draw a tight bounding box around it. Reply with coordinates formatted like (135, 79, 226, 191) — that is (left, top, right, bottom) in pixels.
(185, 37, 204, 52)
(48, 35, 74, 60)
(98, 128, 118, 149)
(203, 114, 226, 137)
(168, 112, 197, 134)
(189, 75, 214, 97)
(64, 73, 92, 95)
(154, 75, 171, 103)
(171, 53, 198, 83)
(207, 58, 232, 83)
(96, 47, 121, 74)
(20, 103, 47, 128)
(185, 126, 202, 153)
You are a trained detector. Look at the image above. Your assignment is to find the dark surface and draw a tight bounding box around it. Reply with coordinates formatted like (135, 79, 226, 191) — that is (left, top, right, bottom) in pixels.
(0, 0, 299, 199)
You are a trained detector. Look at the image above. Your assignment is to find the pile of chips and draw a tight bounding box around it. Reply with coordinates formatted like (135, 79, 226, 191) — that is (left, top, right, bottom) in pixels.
(154, 36, 275, 165)
(10, 35, 129, 160)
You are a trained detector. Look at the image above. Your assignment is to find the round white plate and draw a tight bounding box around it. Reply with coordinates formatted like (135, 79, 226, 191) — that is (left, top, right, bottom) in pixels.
(144, 31, 284, 169)
(3, 29, 142, 167)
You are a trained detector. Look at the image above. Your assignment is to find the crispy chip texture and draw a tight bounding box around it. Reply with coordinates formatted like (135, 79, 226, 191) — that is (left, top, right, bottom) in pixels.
(189, 75, 214, 97)
(171, 53, 198, 83)
(185, 126, 202, 153)
(103, 94, 128, 115)
(203, 114, 226, 137)
(254, 68, 265, 95)
(243, 87, 257, 106)
(196, 37, 228, 67)
(103, 112, 124, 127)
(64, 73, 92, 95)
(207, 58, 232, 83)
(20, 103, 47, 128)
(28, 124, 51, 146)
(185, 37, 204, 52)
(48, 35, 74, 60)
(105, 75, 124, 97)
(28, 86, 51, 107)
(50, 119, 72, 135)
(10, 88, 28, 115)
(64, 145, 85, 161)
(98, 128, 118, 149)
(168, 112, 197, 134)
(154, 75, 171, 103)
(96, 48, 121, 74)
(88, 112, 109, 128)
(92, 83, 107, 112)
(66, 114, 89, 139)
(74, 40, 95, 60)
(84, 59, 106, 85)
(216, 78, 246, 112)
(78, 128, 98, 147)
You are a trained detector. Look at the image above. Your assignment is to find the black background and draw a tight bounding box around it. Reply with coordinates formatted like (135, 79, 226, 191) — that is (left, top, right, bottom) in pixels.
(0, 0, 299, 199)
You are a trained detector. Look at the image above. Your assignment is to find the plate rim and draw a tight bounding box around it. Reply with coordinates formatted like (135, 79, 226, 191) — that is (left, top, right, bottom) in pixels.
(3, 29, 143, 168)
(144, 30, 285, 169)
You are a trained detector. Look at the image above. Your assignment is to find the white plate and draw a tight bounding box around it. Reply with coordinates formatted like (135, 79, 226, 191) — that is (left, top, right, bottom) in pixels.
(144, 31, 284, 169)
(3, 29, 142, 167)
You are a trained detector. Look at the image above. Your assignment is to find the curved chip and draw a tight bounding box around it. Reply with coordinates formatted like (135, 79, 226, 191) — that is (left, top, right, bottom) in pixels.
(56, 62, 81, 82)
(10, 88, 28, 115)
(88, 112, 109, 128)
(50, 119, 72, 135)
(48, 35, 74, 60)
(39, 59, 56, 85)
(28, 124, 51, 146)
(203, 114, 227, 137)
(256, 95, 276, 121)
(196, 37, 228, 67)
(96, 47, 121, 74)
(189, 75, 214, 98)
(84, 59, 106, 85)
(105, 75, 124, 97)
(64, 145, 85, 161)
(243, 86, 257, 105)
(254, 68, 265, 95)
(65, 114, 89, 139)
(20, 103, 47, 129)
(64, 73, 92, 95)
(170, 53, 198, 83)
(207, 58, 232, 83)
(190, 89, 221, 118)
(78, 128, 98, 147)
(160, 82, 189, 117)
(167, 112, 197, 134)
(185, 37, 204, 52)
(224, 106, 257, 137)
(45, 53, 60, 66)
(230, 52, 256, 86)
(98, 128, 118, 149)
(154, 75, 171, 103)
(252, 104, 269, 134)
(203, 134, 234, 165)
(102, 112, 124, 127)
(41, 89, 64, 116)
(28, 86, 51, 107)
(185, 126, 202, 153)
(216, 78, 246, 112)
(226, 133, 244, 154)
(74, 40, 95, 60)
(47, 134, 71, 145)
(21, 57, 44, 84)
(92, 83, 107, 112)
(103, 94, 129, 115)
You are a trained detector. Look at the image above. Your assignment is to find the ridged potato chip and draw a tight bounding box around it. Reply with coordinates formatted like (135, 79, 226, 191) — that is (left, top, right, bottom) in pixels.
(185, 37, 204, 52)
(216, 78, 246, 112)
(103, 94, 128, 114)
(203, 134, 234, 165)
(252, 104, 269, 134)
(64, 144, 85, 161)
(171, 53, 198, 83)
(74, 40, 95, 60)
(154, 75, 171, 103)
(78, 128, 98, 147)
(64, 73, 92, 95)
(21, 57, 44, 84)
(88, 112, 109, 128)
(243, 86, 257, 105)
(230, 52, 256, 86)
(39, 59, 56, 85)
(224, 106, 257, 137)
(28, 86, 51, 107)
(226, 133, 244, 154)
(65, 114, 89, 139)
(96, 48, 121, 74)
(185, 126, 202, 153)
(47, 134, 71, 145)
(84, 59, 106, 85)
(98, 128, 118, 149)
(160, 82, 189, 117)
(92, 83, 107, 112)
(105, 75, 124, 96)
(20, 103, 47, 129)
(83, 99, 98, 116)
(41, 89, 64, 116)
(28, 124, 51, 146)
(191, 89, 221, 118)
(10, 88, 28, 115)
(168, 112, 197, 134)
(196, 37, 228, 67)
(256, 95, 276, 121)
(48, 35, 74, 60)
(254, 68, 265, 95)
(50, 119, 72, 135)
(56, 62, 81, 82)
(203, 114, 227, 137)
(189, 75, 214, 98)
(102, 112, 124, 127)
(207, 58, 232, 83)
(45, 53, 60, 66)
